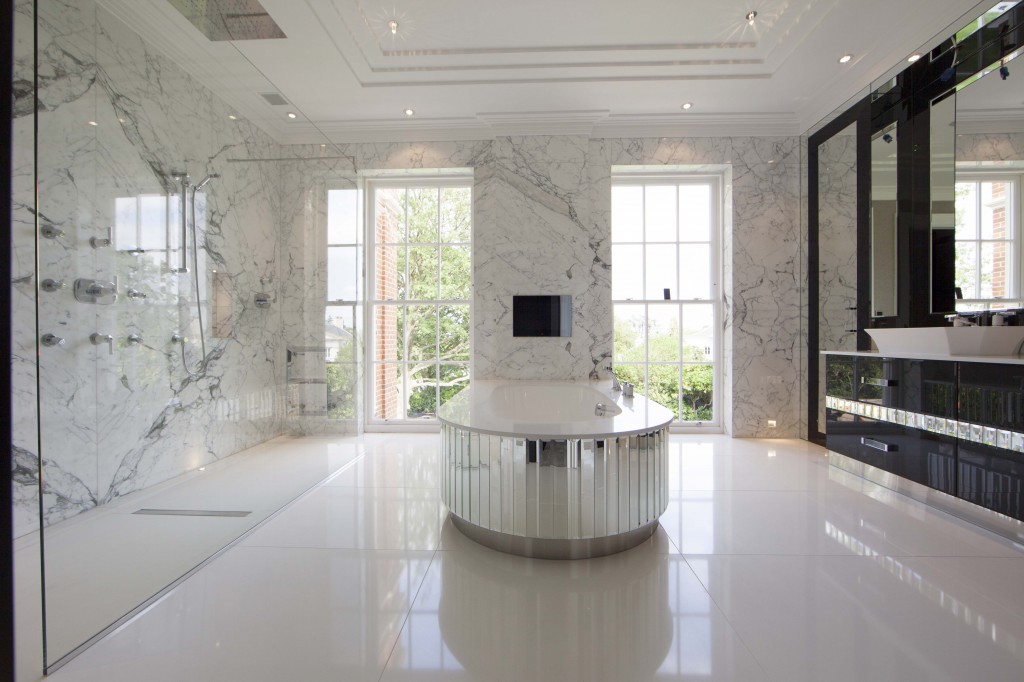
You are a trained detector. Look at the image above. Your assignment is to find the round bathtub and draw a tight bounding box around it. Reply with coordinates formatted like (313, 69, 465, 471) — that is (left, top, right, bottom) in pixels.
(438, 380, 673, 559)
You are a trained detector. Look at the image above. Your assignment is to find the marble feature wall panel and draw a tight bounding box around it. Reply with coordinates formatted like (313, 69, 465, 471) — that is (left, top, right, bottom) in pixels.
(474, 136, 611, 380)
(956, 132, 1024, 162)
(591, 137, 804, 437)
(13, 0, 286, 533)
(799, 138, 809, 440)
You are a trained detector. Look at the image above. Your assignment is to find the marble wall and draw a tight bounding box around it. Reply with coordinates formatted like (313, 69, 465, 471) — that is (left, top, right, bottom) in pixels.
(11, 0, 286, 535)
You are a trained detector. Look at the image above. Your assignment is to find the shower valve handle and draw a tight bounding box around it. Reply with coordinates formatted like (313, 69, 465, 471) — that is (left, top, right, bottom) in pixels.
(90, 333, 114, 355)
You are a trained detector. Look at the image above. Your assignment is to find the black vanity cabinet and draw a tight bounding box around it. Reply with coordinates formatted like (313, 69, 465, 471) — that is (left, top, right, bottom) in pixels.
(826, 354, 1024, 522)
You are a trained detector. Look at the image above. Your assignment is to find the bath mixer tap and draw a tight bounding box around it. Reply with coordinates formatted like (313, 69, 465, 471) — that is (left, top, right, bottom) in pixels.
(610, 373, 622, 392)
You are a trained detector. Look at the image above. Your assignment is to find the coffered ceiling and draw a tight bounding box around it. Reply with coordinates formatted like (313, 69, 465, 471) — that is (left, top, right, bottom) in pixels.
(100, 0, 998, 143)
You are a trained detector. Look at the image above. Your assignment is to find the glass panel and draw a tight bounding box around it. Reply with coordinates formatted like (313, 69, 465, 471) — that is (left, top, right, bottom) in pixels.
(406, 187, 439, 243)
(645, 244, 676, 300)
(612, 244, 644, 300)
(406, 305, 437, 361)
(955, 182, 978, 239)
(375, 305, 403, 362)
(375, 187, 407, 243)
(440, 245, 470, 300)
(440, 363, 470, 405)
(612, 185, 644, 241)
(648, 305, 680, 362)
(679, 244, 711, 299)
(114, 197, 137, 250)
(327, 246, 358, 301)
(375, 245, 402, 300)
(407, 246, 438, 300)
(327, 188, 358, 244)
(981, 181, 1009, 239)
(139, 194, 167, 250)
(440, 186, 471, 242)
(326, 364, 356, 418)
(956, 241, 979, 298)
(439, 304, 471, 361)
(645, 185, 677, 242)
(407, 364, 437, 419)
(647, 364, 681, 420)
(613, 304, 646, 363)
(374, 363, 404, 420)
(679, 184, 711, 241)
(682, 304, 715, 362)
(325, 306, 355, 362)
(980, 242, 1009, 299)
(682, 364, 714, 421)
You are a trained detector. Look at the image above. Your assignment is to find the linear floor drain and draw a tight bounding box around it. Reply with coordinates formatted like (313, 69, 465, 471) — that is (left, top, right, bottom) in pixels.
(133, 509, 252, 517)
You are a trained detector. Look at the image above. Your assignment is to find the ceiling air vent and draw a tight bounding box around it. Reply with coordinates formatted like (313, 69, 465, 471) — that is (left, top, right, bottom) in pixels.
(167, 0, 287, 41)
(260, 92, 290, 106)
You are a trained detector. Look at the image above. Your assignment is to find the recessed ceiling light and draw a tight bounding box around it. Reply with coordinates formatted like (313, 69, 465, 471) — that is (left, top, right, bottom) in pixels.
(88, 120, 98, 126)
(681, 102, 693, 110)
(286, 112, 298, 119)
(908, 54, 922, 63)
(839, 54, 853, 64)
(404, 108, 415, 116)
(746, 10, 757, 25)
(388, 19, 399, 35)
(228, 114, 237, 120)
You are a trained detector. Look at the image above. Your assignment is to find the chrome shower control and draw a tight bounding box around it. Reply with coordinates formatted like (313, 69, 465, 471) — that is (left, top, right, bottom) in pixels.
(41, 279, 66, 293)
(40, 224, 64, 239)
(127, 334, 143, 345)
(41, 333, 65, 348)
(74, 278, 118, 304)
(90, 333, 114, 355)
(125, 288, 147, 300)
(90, 226, 113, 248)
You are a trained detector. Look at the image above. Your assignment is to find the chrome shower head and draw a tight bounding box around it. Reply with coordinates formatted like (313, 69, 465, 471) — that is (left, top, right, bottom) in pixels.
(194, 173, 220, 190)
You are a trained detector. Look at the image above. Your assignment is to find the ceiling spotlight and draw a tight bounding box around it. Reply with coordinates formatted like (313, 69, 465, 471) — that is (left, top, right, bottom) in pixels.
(287, 112, 298, 119)
(228, 114, 238, 120)
(746, 10, 757, 25)
(908, 54, 922, 63)
(681, 102, 693, 110)
(404, 108, 415, 116)
(838, 54, 852, 64)
(88, 120, 98, 126)
(388, 19, 399, 35)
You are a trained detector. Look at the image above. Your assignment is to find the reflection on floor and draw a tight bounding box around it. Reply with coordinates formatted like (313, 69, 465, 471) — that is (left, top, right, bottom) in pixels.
(18, 434, 1024, 681)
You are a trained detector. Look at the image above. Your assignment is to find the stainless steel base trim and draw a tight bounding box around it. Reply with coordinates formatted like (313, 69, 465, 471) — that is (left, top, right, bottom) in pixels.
(133, 509, 252, 517)
(449, 513, 659, 559)
(829, 451, 1024, 546)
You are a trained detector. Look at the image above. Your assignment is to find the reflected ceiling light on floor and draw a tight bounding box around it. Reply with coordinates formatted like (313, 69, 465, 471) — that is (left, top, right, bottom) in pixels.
(746, 10, 757, 25)
(404, 108, 415, 116)
(388, 19, 399, 35)
(681, 102, 693, 110)
(286, 112, 298, 119)
(839, 54, 853, 64)
(908, 54, 922, 63)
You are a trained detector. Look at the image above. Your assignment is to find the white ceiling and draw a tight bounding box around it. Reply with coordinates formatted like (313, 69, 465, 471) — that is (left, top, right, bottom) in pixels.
(100, 0, 1000, 144)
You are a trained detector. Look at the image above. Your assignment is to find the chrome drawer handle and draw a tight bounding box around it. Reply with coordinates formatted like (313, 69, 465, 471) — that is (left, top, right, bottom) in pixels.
(861, 377, 897, 387)
(861, 437, 897, 452)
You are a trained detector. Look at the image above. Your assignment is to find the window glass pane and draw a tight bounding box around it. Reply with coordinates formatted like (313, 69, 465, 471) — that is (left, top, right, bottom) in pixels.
(408, 246, 438, 299)
(376, 305, 402, 362)
(115, 197, 137, 250)
(645, 185, 677, 242)
(328, 188, 358, 244)
(326, 364, 356, 419)
(375, 188, 406, 243)
(612, 244, 644, 300)
(614, 304, 646, 362)
(327, 246, 358, 301)
(645, 244, 677, 300)
(681, 364, 714, 421)
(439, 364, 470, 405)
(407, 187, 439, 243)
(682, 304, 715, 362)
(407, 365, 437, 419)
(980, 241, 1010, 299)
(679, 244, 711, 299)
(440, 187, 471, 242)
(980, 180, 1009, 240)
(139, 195, 167, 250)
(612, 185, 644, 242)
(440, 245, 470, 300)
(406, 305, 437, 361)
(955, 241, 979, 298)
(679, 184, 711, 241)
(439, 305, 470, 361)
(955, 182, 978, 239)
(375, 245, 402, 300)
(325, 306, 355, 362)
(647, 364, 680, 421)
(373, 363, 403, 421)
(648, 305, 680, 362)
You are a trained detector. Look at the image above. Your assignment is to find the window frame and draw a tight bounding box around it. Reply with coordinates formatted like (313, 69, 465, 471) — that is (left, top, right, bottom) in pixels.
(954, 172, 1023, 310)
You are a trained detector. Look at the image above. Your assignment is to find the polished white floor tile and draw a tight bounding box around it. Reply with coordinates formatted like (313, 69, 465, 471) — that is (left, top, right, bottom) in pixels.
(688, 553, 1024, 682)
(45, 546, 435, 682)
(326, 434, 440, 489)
(667, 437, 833, 492)
(241, 485, 446, 551)
(382, 532, 766, 682)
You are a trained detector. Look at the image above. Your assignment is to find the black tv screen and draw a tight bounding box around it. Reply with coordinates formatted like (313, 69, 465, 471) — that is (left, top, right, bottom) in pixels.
(513, 295, 572, 337)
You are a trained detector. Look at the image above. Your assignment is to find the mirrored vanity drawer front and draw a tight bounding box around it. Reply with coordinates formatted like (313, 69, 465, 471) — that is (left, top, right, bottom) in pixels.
(957, 442, 1024, 522)
(825, 355, 856, 400)
(888, 358, 956, 418)
(958, 362, 1024, 432)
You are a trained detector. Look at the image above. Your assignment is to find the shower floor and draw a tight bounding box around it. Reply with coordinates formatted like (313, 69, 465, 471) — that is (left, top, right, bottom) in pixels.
(14, 434, 363, 679)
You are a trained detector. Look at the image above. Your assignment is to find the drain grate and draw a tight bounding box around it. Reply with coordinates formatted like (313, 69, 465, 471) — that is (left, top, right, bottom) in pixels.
(133, 509, 252, 517)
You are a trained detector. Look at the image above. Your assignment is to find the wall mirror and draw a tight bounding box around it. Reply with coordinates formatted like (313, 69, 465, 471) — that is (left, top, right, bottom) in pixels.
(871, 122, 899, 318)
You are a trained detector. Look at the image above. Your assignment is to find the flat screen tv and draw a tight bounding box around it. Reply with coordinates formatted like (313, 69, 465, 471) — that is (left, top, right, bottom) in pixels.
(513, 295, 572, 337)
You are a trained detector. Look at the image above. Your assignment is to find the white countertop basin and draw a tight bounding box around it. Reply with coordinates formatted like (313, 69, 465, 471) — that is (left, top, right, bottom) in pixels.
(866, 327, 1024, 357)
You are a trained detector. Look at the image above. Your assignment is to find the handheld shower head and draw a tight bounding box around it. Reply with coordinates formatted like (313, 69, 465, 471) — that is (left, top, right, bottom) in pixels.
(194, 173, 220, 191)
